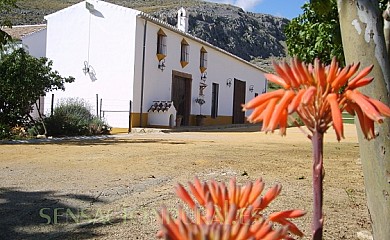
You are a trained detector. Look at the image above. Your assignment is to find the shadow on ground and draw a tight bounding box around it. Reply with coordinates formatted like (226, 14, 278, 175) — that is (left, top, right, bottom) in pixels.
(165, 123, 262, 133)
(0, 138, 189, 146)
(0, 188, 124, 239)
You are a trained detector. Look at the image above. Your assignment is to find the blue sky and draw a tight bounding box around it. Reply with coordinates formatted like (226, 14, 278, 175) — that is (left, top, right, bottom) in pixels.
(205, 0, 308, 19)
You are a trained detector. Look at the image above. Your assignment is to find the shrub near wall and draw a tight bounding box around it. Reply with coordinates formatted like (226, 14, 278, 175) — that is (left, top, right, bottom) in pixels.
(0, 123, 11, 139)
(45, 99, 110, 136)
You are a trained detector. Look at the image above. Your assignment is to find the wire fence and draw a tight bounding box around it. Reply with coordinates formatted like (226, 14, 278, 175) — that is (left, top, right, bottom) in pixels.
(43, 94, 133, 131)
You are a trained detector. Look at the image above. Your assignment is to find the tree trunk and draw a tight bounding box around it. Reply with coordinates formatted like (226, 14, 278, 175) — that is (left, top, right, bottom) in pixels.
(337, 1, 390, 239)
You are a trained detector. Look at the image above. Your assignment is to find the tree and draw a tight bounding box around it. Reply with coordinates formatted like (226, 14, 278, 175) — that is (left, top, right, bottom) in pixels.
(337, 1, 390, 239)
(0, 48, 74, 128)
(285, 0, 388, 65)
(284, 1, 343, 65)
(0, 0, 17, 50)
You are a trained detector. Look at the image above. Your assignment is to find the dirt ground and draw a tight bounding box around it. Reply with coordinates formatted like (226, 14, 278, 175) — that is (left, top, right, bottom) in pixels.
(0, 124, 371, 239)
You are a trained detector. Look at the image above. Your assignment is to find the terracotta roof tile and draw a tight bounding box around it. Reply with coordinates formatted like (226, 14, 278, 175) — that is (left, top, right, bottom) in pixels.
(1, 24, 46, 40)
(148, 101, 174, 112)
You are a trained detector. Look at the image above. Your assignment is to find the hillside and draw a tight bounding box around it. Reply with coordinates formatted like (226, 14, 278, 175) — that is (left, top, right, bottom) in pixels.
(2, 0, 289, 61)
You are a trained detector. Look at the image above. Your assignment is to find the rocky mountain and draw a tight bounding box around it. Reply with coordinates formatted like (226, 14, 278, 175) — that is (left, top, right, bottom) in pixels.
(152, 4, 288, 60)
(2, 0, 289, 61)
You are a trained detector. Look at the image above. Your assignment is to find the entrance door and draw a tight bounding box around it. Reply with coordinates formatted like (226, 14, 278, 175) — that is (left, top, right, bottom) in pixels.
(172, 72, 192, 126)
(232, 78, 246, 124)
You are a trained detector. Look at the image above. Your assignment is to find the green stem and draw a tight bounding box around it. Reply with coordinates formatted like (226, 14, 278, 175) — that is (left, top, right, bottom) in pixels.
(312, 130, 324, 240)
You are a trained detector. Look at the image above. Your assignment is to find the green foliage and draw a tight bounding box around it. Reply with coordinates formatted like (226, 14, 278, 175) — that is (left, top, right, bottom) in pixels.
(45, 99, 110, 136)
(0, 0, 17, 10)
(284, 2, 343, 65)
(0, 123, 11, 139)
(89, 117, 111, 135)
(285, 0, 389, 66)
(26, 122, 43, 136)
(0, 0, 17, 49)
(0, 48, 74, 127)
(309, 0, 335, 16)
(0, 29, 12, 50)
(267, 82, 282, 91)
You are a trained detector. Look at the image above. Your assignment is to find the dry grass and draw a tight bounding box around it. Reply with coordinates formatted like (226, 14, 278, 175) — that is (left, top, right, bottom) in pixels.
(0, 124, 370, 239)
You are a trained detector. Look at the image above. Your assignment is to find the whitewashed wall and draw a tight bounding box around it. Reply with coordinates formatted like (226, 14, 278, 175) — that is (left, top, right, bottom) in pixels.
(22, 28, 47, 120)
(133, 17, 266, 119)
(44, 0, 140, 128)
(22, 28, 47, 58)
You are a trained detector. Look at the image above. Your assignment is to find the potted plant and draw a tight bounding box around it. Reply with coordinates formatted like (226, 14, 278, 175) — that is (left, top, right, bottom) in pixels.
(195, 97, 206, 126)
(175, 114, 183, 127)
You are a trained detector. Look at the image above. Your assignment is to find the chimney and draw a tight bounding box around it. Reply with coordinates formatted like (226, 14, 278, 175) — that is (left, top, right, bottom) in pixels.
(177, 7, 188, 32)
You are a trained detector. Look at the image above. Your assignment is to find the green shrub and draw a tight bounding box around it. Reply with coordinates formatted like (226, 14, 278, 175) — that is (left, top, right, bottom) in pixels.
(45, 98, 110, 136)
(26, 122, 45, 136)
(0, 123, 11, 139)
(89, 117, 111, 135)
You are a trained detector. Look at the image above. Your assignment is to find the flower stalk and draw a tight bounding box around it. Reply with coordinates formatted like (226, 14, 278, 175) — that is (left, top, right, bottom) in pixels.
(311, 131, 323, 240)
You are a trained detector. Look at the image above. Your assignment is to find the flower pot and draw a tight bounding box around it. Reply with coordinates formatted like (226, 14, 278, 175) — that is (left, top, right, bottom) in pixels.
(195, 115, 206, 126)
(176, 115, 183, 127)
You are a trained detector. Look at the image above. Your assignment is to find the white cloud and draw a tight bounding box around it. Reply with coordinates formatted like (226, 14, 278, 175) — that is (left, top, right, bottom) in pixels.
(273, 12, 285, 18)
(205, 0, 264, 11)
(205, 0, 234, 4)
(235, 0, 263, 11)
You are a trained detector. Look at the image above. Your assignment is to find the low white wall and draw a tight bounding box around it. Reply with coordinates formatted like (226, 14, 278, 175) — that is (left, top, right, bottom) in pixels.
(148, 110, 176, 127)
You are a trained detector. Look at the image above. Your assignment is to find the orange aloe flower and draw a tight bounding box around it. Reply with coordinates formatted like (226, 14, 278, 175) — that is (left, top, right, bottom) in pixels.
(157, 177, 305, 240)
(243, 57, 390, 140)
(243, 57, 390, 239)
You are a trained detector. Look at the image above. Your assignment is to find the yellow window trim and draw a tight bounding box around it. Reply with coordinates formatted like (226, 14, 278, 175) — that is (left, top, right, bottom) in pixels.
(200, 47, 207, 73)
(158, 28, 167, 36)
(180, 61, 189, 68)
(157, 53, 166, 61)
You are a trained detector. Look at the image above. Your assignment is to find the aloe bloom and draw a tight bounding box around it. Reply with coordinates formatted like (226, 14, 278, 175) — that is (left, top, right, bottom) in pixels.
(243, 57, 390, 239)
(157, 177, 305, 240)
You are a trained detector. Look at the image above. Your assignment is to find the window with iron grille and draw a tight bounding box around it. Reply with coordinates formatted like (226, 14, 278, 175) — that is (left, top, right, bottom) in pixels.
(157, 29, 167, 60)
(200, 47, 207, 73)
(180, 39, 189, 67)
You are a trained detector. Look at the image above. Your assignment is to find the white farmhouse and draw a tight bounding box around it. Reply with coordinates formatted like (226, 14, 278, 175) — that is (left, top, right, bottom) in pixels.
(43, 0, 267, 130)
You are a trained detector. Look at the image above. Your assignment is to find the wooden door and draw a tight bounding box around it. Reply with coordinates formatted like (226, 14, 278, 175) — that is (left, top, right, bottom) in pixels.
(211, 83, 219, 118)
(232, 79, 246, 124)
(172, 73, 192, 126)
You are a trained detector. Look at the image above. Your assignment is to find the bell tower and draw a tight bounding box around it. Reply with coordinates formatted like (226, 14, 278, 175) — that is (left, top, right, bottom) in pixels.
(177, 7, 188, 32)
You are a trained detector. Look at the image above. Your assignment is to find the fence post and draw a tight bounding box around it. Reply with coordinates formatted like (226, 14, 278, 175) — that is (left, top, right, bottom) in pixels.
(96, 94, 99, 116)
(128, 100, 132, 133)
(99, 98, 103, 119)
(51, 94, 54, 116)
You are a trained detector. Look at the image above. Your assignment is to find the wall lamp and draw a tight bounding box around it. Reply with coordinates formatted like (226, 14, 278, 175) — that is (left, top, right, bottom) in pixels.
(226, 78, 232, 87)
(201, 72, 207, 81)
(82, 61, 90, 75)
(158, 59, 166, 71)
(249, 85, 254, 92)
(86, 2, 95, 11)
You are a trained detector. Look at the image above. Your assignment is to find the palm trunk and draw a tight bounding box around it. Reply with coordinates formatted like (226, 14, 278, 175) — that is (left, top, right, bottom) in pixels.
(337, 1, 390, 239)
(311, 130, 324, 240)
